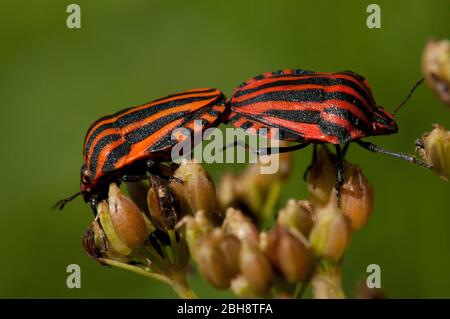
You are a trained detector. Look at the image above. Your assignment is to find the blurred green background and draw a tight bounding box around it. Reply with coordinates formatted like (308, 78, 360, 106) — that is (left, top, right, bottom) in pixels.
(0, 0, 449, 298)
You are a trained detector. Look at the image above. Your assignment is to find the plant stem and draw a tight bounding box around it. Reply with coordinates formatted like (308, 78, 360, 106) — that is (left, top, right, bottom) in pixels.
(295, 279, 310, 299)
(168, 230, 180, 266)
(98, 258, 197, 299)
(261, 179, 282, 227)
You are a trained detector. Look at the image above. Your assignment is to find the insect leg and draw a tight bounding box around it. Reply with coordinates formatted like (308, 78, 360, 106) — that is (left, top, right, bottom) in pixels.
(121, 174, 150, 182)
(221, 140, 254, 153)
(145, 160, 182, 182)
(355, 140, 432, 169)
(334, 144, 345, 203)
(53, 191, 82, 210)
(257, 142, 311, 155)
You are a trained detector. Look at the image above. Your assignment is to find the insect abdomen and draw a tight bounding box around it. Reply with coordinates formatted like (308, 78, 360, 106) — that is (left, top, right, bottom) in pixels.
(230, 69, 376, 144)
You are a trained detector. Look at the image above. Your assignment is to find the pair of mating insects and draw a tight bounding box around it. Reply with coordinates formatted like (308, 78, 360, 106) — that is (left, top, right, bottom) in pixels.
(56, 68, 430, 211)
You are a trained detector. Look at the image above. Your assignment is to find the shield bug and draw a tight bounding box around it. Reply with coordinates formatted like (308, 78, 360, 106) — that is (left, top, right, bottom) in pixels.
(227, 69, 431, 199)
(56, 88, 227, 210)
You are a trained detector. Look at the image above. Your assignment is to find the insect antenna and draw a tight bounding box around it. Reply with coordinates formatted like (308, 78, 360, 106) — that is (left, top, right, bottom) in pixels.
(53, 191, 82, 210)
(392, 78, 425, 116)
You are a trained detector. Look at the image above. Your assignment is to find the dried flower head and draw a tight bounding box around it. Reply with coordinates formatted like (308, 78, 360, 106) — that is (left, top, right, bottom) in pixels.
(196, 229, 240, 289)
(265, 225, 315, 283)
(222, 207, 259, 246)
(147, 175, 179, 230)
(309, 201, 352, 262)
(417, 124, 450, 180)
(277, 199, 314, 236)
(169, 159, 216, 218)
(96, 184, 150, 256)
(307, 146, 337, 207)
(239, 242, 273, 296)
(340, 164, 374, 231)
(422, 38, 450, 106)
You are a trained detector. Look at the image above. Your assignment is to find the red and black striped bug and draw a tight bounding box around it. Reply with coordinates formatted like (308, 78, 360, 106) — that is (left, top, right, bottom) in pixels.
(55, 88, 227, 210)
(226, 69, 430, 199)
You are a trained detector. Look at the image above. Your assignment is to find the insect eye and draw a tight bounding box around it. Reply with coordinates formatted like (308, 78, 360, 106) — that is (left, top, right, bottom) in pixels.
(80, 165, 90, 184)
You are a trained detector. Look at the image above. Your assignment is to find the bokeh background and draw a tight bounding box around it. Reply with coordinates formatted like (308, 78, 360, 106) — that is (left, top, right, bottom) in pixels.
(0, 0, 449, 298)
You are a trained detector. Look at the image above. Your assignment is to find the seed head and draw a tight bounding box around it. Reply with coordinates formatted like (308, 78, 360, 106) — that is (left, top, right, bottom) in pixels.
(239, 242, 273, 296)
(147, 175, 179, 230)
(222, 208, 259, 246)
(96, 184, 149, 256)
(309, 201, 352, 262)
(277, 199, 314, 236)
(418, 124, 450, 180)
(422, 39, 450, 106)
(265, 225, 315, 283)
(169, 160, 216, 218)
(307, 146, 336, 207)
(196, 229, 239, 289)
(340, 164, 374, 231)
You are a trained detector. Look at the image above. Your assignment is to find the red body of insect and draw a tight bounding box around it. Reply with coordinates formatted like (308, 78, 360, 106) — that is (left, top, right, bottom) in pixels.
(227, 69, 398, 143)
(57, 88, 227, 209)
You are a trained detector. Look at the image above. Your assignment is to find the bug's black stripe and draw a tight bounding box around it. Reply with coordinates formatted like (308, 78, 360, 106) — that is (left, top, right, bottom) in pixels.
(101, 141, 132, 174)
(323, 107, 372, 134)
(341, 70, 366, 83)
(232, 89, 373, 120)
(233, 77, 373, 108)
(372, 111, 390, 126)
(272, 70, 285, 76)
(279, 129, 303, 140)
(226, 113, 241, 125)
(231, 112, 305, 141)
(240, 121, 254, 131)
(89, 134, 122, 178)
(237, 69, 315, 88)
(208, 108, 221, 117)
(125, 112, 188, 144)
(147, 133, 175, 153)
(263, 109, 321, 124)
(101, 112, 188, 173)
(147, 105, 218, 154)
(84, 95, 218, 158)
(318, 120, 351, 144)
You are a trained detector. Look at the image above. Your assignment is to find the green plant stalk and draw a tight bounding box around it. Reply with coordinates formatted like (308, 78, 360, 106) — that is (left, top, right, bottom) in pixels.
(98, 258, 197, 299)
(260, 179, 282, 228)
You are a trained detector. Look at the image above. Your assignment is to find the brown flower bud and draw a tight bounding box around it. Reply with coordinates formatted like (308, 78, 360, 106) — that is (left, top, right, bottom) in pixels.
(169, 160, 216, 217)
(216, 173, 239, 211)
(230, 275, 254, 298)
(219, 234, 242, 277)
(82, 220, 130, 263)
(307, 146, 336, 207)
(126, 180, 150, 214)
(181, 210, 214, 261)
(263, 225, 315, 283)
(418, 125, 450, 180)
(239, 243, 273, 296)
(340, 164, 374, 231)
(276, 227, 315, 283)
(82, 220, 106, 260)
(97, 184, 149, 255)
(312, 264, 345, 299)
(222, 208, 259, 246)
(196, 229, 234, 289)
(309, 201, 352, 262)
(147, 175, 179, 230)
(422, 39, 450, 106)
(277, 199, 314, 236)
